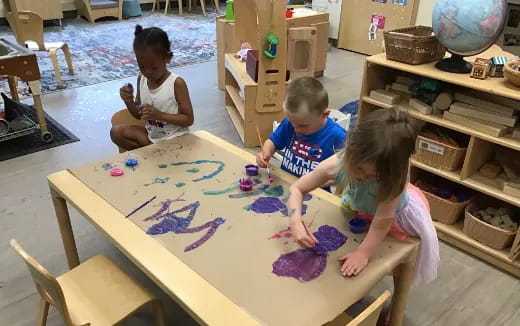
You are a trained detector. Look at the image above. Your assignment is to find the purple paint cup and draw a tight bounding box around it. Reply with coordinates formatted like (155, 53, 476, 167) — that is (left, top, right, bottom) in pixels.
(349, 218, 368, 234)
(245, 164, 259, 176)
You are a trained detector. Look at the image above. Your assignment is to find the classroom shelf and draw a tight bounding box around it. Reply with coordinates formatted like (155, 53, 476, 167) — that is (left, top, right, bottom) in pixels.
(434, 221, 520, 277)
(360, 46, 520, 277)
(225, 85, 246, 120)
(361, 96, 520, 152)
(225, 105, 245, 143)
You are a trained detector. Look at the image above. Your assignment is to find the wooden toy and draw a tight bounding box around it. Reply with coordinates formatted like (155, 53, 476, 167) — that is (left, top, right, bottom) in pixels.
(489, 56, 507, 77)
(369, 89, 400, 105)
(513, 126, 520, 140)
(434, 92, 454, 111)
(409, 98, 433, 115)
(478, 162, 502, 179)
(470, 58, 490, 79)
(391, 82, 411, 94)
(454, 92, 516, 117)
(449, 102, 517, 127)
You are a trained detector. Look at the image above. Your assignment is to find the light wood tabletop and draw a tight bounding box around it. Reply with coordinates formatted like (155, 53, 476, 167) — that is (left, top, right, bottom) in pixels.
(48, 130, 419, 326)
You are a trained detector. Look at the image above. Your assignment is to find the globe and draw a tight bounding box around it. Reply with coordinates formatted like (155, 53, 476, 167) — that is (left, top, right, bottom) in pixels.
(432, 0, 507, 73)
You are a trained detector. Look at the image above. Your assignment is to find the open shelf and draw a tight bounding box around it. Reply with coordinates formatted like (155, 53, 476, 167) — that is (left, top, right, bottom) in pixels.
(224, 105, 245, 143)
(434, 221, 520, 277)
(224, 54, 256, 94)
(361, 96, 520, 152)
(225, 85, 245, 120)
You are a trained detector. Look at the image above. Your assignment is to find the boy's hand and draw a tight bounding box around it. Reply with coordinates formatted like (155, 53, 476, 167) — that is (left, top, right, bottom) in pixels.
(120, 83, 134, 103)
(256, 151, 271, 168)
(141, 105, 162, 121)
(289, 218, 318, 248)
(339, 250, 369, 277)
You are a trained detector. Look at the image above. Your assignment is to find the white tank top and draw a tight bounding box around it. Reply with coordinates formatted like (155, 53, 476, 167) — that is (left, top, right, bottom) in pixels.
(139, 72, 189, 143)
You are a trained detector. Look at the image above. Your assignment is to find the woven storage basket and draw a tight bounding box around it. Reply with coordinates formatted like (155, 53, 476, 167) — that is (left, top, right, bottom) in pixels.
(413, 135, 467, 171)
(383, 26, 446, 65)
(504, 61, 520, 87)
(463, 201, 516, 250)
(423, 191, 470, 225)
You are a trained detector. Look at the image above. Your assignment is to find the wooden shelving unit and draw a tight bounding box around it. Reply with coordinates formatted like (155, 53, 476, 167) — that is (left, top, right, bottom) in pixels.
(359, 46, 520, 277)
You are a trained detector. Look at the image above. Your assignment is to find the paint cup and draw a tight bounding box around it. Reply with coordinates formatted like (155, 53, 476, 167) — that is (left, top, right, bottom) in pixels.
(349, 218, 368, 234)
(125, 153, 138, 167)
(110, 163, 125, 177)
(239, 178, 254, 191)
(245, 164, 259, 176)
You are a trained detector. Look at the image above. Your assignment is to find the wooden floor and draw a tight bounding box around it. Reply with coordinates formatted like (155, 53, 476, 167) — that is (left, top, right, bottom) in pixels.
(1, 46, 519, 326)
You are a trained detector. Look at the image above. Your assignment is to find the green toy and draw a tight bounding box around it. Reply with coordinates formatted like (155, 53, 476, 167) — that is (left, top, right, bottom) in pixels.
(225, 0, 234, 21)
(263, 33, 279, 59)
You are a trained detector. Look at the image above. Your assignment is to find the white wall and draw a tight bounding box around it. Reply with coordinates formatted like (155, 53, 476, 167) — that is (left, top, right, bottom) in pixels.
(415, 0, 436, 26)
(0, 0, 155, 17)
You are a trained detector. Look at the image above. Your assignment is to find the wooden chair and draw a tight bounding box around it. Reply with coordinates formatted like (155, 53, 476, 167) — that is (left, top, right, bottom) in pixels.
(76, 0, 123, 23)
(6, 11, 74, 88)
(111, 108, 145, 153)
(10, 239, 165, 326)
(187, 0, 220, 16)
(153, 0, 219, 16)
(326, 290, 391, 326)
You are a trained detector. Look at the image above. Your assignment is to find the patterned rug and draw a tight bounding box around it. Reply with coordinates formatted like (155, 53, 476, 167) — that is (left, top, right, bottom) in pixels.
(0, 11, 217, 98)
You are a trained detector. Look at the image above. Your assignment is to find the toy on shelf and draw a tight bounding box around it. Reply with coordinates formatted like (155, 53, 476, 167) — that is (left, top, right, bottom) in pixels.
(489, 56, 507, 77)
(264, 33, 279, 59)
(225, 0, 235, 21)
(475, 207, 518, 232)
(470, 58, 490, 79)
(285, 8, 293, 18)
(235, 42, 252, 61)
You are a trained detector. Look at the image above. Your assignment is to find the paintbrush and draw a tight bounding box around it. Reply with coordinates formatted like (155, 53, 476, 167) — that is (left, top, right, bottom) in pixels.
(255, 125, 274, 184)
(126, 195, 157, 218)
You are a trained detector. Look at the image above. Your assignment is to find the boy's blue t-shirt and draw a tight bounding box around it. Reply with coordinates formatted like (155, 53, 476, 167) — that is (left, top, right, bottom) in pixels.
(269, 117, 347, 178)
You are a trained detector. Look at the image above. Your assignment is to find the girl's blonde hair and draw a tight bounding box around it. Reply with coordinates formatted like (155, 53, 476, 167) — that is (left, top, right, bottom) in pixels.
(338, 108, 418, 202)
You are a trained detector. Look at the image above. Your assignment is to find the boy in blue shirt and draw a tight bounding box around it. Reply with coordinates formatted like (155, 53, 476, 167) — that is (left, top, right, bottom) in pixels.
(256, 77, 347, 178)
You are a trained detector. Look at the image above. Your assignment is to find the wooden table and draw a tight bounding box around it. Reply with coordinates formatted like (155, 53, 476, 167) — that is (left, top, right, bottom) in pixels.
(48, 131, 418, 326)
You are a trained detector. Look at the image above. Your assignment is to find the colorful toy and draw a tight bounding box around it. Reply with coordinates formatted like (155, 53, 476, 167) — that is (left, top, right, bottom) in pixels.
(470, 58, 490, 79)
(235, 42, 252, 62)
(263, 33, 279, 59)
(489, 56, 507, 77)
(285, 8, 293, 18)
(225, 0, 235, 21)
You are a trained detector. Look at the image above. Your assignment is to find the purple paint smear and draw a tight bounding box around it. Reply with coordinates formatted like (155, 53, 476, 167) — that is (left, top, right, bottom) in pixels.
(177, 217, 226, 252)
(250, 197, 286, 213)
(272, 225, 347, 282)
(144, 198, 226, 252)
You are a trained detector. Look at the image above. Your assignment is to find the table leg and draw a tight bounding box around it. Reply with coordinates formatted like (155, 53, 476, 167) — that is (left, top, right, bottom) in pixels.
(388, 260, 415, 326)
(7, 76, 20, 102)
(51, 187, 80, 269)
(27, 81, 48, 133)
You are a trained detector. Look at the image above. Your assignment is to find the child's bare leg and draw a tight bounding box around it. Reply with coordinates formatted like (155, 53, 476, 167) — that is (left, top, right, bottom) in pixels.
(110, 125, 151, 151)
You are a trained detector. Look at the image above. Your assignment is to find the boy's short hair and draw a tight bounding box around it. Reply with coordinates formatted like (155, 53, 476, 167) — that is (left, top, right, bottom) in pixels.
(284, 77, 328, 115)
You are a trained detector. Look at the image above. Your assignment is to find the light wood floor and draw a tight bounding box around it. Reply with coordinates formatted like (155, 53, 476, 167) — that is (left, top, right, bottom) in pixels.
(0, 47, 519, 326)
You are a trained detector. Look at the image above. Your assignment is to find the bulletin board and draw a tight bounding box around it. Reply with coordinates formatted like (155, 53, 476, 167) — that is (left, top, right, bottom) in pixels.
(69, 133, 415, 326)
(338, 0, 420, 55)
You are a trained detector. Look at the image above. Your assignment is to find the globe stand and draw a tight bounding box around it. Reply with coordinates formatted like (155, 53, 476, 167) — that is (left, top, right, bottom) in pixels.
(435, 54, 473, 74)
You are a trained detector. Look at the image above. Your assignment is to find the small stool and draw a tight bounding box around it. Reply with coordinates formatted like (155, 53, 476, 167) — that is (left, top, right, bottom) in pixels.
(123, 0, 142, 18)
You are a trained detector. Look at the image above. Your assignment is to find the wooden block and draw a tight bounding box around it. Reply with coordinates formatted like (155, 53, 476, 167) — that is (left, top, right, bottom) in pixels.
(477, 91, 520, 111)
(504, 181, 520, 198)
(434, 92, 453, 111)
(449, 102, 517, 127)
(512, 125, 520, 140)
(442, 111, 510, 137)
(454, 93, 517, 117)
(478, 162, 502, 179)
(395, 75, 417, 86)
(391, 82, 411, 94)
(409, 98, 433, 115)
(369, 89, 400, 105)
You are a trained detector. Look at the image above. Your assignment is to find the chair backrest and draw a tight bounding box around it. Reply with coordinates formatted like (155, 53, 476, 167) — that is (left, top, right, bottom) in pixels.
(6, 11, 46, 51)
(10, 239, 78, 326)
(347, 290, 391, 326)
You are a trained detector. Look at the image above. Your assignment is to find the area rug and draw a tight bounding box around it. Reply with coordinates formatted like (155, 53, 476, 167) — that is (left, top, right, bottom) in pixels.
(0, 11, 217, 98)
(0, 106, 79, 161)
(339, 99, 358, 130)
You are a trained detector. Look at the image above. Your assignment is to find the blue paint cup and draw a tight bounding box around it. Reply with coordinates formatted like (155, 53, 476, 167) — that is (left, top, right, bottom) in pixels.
(349, 218, 368, 234)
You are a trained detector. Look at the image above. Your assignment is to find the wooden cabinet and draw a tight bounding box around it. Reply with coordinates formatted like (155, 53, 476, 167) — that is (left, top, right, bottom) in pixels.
(216, 11, 329, 90)
(5, 0, 63, 21)
(358, 46, 520, 277)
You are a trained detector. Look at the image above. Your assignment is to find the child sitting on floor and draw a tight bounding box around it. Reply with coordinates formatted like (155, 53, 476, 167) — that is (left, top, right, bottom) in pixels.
(287, 108, 439, 287)
(111, 25, 194, 150)
(256, 77, 347, 180)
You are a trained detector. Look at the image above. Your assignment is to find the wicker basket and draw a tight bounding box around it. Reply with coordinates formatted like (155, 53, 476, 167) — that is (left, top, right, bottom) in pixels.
(463, 201, 517, 250)
(383, 26, 446, 65)
(413, 135, 467, 171)
(504, 61, 520, 88)
(423, 191, 470, 225)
